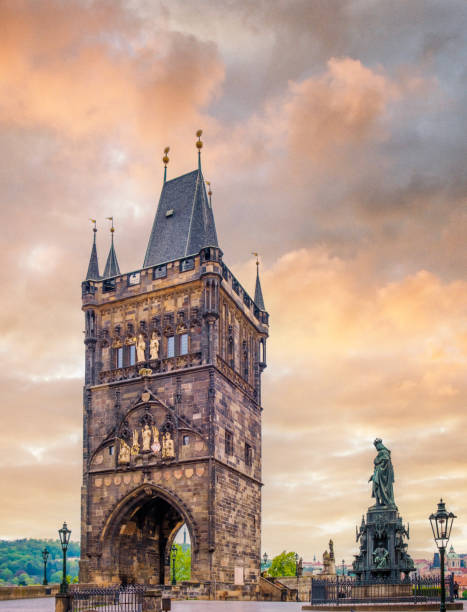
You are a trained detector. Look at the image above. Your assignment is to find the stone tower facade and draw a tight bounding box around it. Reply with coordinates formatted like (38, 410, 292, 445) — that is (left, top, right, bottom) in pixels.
(79, 152, 269, 596)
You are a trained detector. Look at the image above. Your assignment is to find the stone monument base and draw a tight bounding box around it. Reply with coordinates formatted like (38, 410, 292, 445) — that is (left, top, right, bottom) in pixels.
(352, 582, 412, 599)
(303, 604, 463, 611)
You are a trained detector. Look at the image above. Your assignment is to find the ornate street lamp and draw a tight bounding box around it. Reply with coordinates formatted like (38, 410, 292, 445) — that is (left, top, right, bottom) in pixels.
(342, 559, 345, 577)
(171, 544, 178, 586)
(263, 552, 268, 567)
(41, 547, 49, 586)
(429, 499, 456, 612)
(58, 522, 71, 594)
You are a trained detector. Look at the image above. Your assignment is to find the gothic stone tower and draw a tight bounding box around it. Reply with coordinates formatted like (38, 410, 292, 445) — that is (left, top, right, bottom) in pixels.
(79, 145, 269, 595)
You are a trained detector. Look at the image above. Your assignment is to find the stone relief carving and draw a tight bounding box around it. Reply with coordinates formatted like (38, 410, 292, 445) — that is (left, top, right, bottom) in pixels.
(136, 333, 146, 362)
(149, 332, 159, 360)
(162, 431, 175, 459)
(373, 546, 389, 569)
(118, 440, 130, 464)
(151, 425, 161, 454)
(131, 430, 140, 456)
(142, 424, 152, 451)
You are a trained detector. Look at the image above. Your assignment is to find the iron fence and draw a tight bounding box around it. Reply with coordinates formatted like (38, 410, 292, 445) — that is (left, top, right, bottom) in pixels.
(311, 574, 455, 605)
(70, 584, 146, 612)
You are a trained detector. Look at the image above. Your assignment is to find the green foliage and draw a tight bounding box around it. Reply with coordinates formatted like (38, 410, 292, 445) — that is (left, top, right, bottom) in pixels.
(268, 551, 298, 577)
(0, 539, 80, 585)
(462, 590, 467, 599)
(170, 544, 191, 582)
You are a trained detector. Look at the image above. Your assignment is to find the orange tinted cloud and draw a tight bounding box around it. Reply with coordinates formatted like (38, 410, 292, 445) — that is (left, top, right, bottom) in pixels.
(0, 1, 224, 139)
(232, 250, 467, 558)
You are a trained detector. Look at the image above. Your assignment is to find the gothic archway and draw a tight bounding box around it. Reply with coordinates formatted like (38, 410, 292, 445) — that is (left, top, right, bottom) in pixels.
(99, 485, 197, 585)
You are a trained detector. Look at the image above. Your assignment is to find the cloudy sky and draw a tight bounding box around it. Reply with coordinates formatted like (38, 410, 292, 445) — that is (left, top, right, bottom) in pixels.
(0, 0, 466, 564)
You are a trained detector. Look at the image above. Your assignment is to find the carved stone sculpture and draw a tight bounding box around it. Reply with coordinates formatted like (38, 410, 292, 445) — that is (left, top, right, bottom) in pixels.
(131, 429, 140, 456)
(150, 332, 159, 360)
(118, 440, 130, 464)
(162, 431, 175, 459)
(142, 424, 152, 452)
(369, 438, 395, 507)
(151, 426, 161, 454)
(136, 333, 146, 363)
(373, 546, 389, 569)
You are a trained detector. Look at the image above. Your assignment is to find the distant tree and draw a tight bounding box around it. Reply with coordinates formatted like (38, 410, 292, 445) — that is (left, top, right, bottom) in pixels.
(0, 568, 13, 582)
(171, 544, 191, 581)
(268, 551, 297, 577)
(50, 571, 62, 583)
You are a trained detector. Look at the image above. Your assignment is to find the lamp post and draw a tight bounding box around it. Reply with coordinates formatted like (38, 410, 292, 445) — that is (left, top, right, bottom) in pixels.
(429, 499, 456, 612)
(294, 553, 303, 602)
(262, 552, 268, 572)
(342, 559, 345, 577)
(171, 544, 178, 586)
(58, 522, 71, 594)
(41, 547, 49, 586)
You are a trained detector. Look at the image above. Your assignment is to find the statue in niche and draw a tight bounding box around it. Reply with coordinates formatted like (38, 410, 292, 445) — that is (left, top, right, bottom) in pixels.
(373, 546, 389, 569)
(162, 431, 175, 459)
(142, 424, 152, 452)
(369, 438, 395, 507)
(136, 333, 146, 363)
(118, 440, 130, 464)
(150, 332, 159, 360)
(151, 426, 161, 454)
(131, 430, 140, 456)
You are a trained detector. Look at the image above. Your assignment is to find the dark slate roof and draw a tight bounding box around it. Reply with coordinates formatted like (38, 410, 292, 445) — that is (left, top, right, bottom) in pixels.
(254, 267, 265, 311)
(103, 236, 120, 278)
(143, 169, 218, 268)
(85, 232, 100, 280)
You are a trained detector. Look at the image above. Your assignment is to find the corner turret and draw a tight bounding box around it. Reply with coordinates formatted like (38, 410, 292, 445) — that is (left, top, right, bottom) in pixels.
(253, 254, 265, 311)
(85, 220, 100, 280)
(103, 217, 120, 278)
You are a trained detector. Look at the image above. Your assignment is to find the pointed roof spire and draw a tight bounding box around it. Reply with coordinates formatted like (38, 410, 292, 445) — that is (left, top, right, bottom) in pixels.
(252, 252, 265, 310)
(103, 217, 121, 278)
(162, 146, 170, 183)
(85, 219, 100, 280)
(196, 129, 203, 171)
(143, 130, 218, 268)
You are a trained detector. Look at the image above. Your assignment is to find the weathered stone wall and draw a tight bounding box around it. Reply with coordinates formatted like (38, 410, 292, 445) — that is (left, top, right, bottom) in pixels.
(0, 585, 58, 600)
(81, 247, 268, 591)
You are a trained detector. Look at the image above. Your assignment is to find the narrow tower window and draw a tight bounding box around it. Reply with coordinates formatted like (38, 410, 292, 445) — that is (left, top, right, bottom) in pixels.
(116, 347, 123, 369)
(167, 336, 175, 358)
(225, 430, 233, 456)
(245, 443, 252, 467)
(180, 333, 189, 355)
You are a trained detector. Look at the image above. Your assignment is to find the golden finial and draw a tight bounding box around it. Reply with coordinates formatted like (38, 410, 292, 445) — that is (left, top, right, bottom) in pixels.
(106, 216, 115, 233)
(89, 218, 97, 233)
(162, 146, 170, 166)
(251, 252, 259, 266)
(196, 129, 203, 149)
(206, 180, 212, 196)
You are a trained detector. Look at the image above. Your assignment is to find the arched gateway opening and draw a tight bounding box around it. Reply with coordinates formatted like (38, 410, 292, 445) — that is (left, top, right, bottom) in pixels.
(101, 485, 196, 586)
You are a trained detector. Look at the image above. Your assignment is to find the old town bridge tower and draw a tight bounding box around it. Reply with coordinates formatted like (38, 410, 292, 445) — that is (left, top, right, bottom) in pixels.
(79, 136, 269, 594)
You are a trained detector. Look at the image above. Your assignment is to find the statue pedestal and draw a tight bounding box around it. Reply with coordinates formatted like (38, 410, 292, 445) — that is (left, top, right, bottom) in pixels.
(352, 582, 413, 600)
(353, 505, 415, 581)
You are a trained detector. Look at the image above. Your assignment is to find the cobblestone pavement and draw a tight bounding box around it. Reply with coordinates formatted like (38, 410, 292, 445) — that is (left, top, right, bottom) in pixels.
(173, 603, 303, 612)
(0, 599, 464, 612)
(0, 599, 55, 611)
